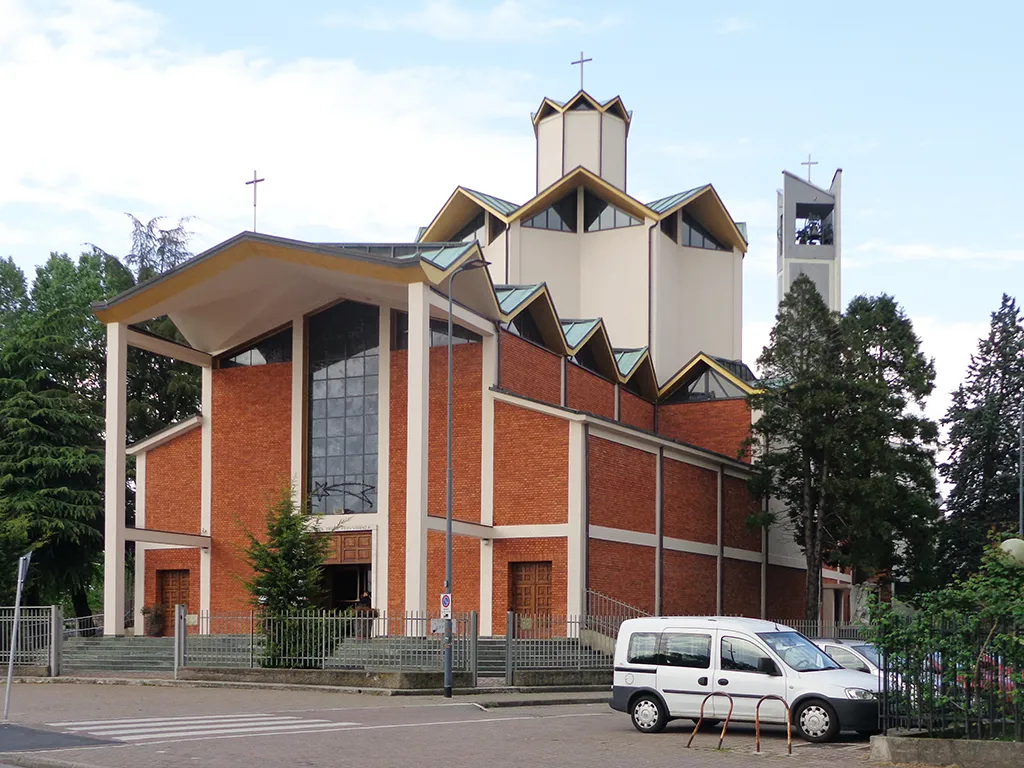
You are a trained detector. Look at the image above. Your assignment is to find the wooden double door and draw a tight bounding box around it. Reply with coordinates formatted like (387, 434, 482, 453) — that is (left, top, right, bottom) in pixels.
(157, 569, 189, 636)
(510, 561, 552, 615)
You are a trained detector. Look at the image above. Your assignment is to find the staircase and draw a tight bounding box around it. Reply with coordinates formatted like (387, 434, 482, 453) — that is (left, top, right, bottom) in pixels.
(477, 637, 507, 677)
(62, 636, 175, 673)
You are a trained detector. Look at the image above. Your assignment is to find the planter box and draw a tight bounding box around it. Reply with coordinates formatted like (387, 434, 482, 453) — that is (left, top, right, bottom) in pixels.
(178, 667, 473, 690)
(871, 733, 1024, 768)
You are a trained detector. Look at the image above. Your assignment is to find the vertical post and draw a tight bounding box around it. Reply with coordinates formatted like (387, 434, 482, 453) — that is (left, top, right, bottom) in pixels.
(134, 451, 147, 634)
(4, 553, 31, 720)
(469, 611, 479, 689)
(173, 604, 186, 678)
(716, 465, 724, 615)
(654, 448, 663, 616)
(567, 421, 586, 626)
(444, 277, 455, 699)
(505, 611, 514, 687)
(103, 322, 128, 636)
(49, 606, 62, 678)
(405, 283, 430, 617)
(200, 365, 213, 624)
(249, 610, 254, 669)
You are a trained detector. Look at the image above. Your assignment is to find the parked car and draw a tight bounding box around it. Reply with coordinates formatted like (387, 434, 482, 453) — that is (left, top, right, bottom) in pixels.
(813, 638, 881, 677)
(611, 617, 880, 743)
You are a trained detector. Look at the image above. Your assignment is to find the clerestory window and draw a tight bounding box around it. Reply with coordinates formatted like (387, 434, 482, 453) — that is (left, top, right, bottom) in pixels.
(681, 212, 726, 251)
(220, 328, 292, 368)
(522, 192, 577, 232)
(583, 190, 641, 232)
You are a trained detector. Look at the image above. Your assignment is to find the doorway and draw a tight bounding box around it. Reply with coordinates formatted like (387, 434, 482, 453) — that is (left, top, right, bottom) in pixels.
(157, 569, 189, 636)
(323, 564, 372, 610)
(509, 561, 552, 615)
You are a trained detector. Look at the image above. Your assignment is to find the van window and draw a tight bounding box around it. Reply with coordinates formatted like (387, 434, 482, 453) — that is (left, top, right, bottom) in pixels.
(826, 645, 870, 673)
(660, 633, 711, 669)
(627, 633, 661, 665)
(721, 636, 777, 674)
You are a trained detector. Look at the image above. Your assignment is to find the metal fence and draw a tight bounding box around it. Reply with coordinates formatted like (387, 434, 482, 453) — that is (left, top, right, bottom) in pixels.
(878, 618, 1023, 742)
(773, 619, 867, 640)
(507, 613, 613, 671)
(182, 609, 476, 673)
(1, 606, 59, 669)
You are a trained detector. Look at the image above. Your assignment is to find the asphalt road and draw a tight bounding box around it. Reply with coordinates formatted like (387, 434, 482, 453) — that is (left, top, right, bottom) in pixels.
(0, 684, 874, 768)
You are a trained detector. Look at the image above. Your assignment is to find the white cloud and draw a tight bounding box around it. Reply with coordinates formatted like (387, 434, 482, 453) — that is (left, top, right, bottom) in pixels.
(323, 0, 621, 43)
(0, 0, 540, 270)
(716, 16, 754, 35)
(850, 239, 1024, 267)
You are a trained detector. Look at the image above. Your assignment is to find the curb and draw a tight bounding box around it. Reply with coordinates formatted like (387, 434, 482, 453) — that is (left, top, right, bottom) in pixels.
(0, 756, 112, 768)
(13, 676, 610, 700)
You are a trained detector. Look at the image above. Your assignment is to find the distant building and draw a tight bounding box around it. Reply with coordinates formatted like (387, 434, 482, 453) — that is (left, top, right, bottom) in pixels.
(777, 168, 842, 311)
(95, 89, 850, 637)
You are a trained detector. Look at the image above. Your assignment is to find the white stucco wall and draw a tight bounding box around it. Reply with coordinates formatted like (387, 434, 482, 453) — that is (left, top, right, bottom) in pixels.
(562, 110, 601, 179)
(600, 114, 627, 191)
(514, 225, 581, 318)
(536, 115, 564, 192)
(578, 223, 649, 349)
(652, 232, 743, 382)
(482, 228, 508, 286)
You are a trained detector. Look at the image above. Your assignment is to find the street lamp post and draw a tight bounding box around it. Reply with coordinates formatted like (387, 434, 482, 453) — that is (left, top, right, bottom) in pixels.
(444, 259, 490, 699)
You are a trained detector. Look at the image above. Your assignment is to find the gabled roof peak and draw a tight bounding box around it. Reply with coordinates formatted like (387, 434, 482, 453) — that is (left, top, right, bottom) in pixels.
(532, 91, 631, 127)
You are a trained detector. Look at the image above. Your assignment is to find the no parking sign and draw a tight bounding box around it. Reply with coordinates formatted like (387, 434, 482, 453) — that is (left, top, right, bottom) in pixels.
(440, 593, 452, 619)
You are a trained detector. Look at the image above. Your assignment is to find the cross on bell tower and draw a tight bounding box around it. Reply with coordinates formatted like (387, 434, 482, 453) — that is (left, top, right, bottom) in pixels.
(571, 51, 592, 91)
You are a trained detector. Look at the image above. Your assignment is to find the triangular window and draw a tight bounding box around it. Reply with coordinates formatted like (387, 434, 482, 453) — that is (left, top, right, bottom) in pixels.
(522, 192, 577, 232)
(583, 190, 641, 232)
(681, 212, 726, 251)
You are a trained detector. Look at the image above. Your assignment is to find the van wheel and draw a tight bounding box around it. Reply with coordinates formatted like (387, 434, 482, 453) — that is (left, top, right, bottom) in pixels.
(794, 699, 839, 743)
(630, 694, 667, 733)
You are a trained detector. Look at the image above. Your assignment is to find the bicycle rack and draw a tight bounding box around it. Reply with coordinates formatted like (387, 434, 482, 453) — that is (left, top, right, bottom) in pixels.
(754, 695, 793, 755)
(686, 692, 734, 750)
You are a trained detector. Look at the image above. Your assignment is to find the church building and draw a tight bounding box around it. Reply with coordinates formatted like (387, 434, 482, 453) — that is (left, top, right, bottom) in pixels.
(95, 89, 846, 637)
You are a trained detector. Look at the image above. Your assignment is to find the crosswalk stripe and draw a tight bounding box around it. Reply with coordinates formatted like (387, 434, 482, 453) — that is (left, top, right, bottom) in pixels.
(50, 713, 276, 727)
(115, 721, 359, 741)
(74, 717, 312, 735)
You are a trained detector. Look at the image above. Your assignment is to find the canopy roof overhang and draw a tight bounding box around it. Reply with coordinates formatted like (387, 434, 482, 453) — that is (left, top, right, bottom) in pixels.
(91, 232, 500, 356)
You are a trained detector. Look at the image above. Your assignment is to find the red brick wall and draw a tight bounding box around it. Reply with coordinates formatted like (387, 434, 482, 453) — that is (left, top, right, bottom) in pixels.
(493, 401, 568, 525)
(389, 352, 407, 616)
(587, 437, 656, 534)
(427, 344, 482, 524)
(662, 459, 718, 545)
(620, 390, 655, 432)
(499, 332, 561, 405)
(209, 363, 292, 614)
(145, 427, 202, 534)
(662, 550, 716, 616)
(144, 550, 201, 635)
(587, 540, 656, 615)
(492, 538, 567, 633)
(723, 476, 762, 552)
(427, 530, 480, 616)
(657, 399, 752, 461)
(566, 363, 614, 419)
(766, 565, 807, 620)
(722, 559, 762, 617)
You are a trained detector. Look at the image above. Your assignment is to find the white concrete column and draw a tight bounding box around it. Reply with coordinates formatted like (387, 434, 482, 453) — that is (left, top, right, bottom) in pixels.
(654, 448, 663, 615)
(290, 316, 305, 496)
(199, 365, 213, 622)
(566, 421, 587, 622)
(716, 466, 724, 615)
(614, 384, 621, 421)
(103, 322, 128, 636)
(375, 306, 391, 613)
(133, 452, 147, 634)
(479, 332, 498, 634)
(405, 283, 430, 615)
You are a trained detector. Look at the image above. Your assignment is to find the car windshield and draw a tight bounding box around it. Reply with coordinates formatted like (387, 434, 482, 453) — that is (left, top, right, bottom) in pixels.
(757, 632, 842, 672)
(852, 644, 879, 666)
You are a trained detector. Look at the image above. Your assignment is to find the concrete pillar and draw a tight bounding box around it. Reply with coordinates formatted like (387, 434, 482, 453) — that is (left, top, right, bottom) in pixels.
(133, 452, 147, 633)
(375, 306, 391, 613)
(716, 466, 724, 615)
(404, 283, 430, 616)
(566, 421, 587, 623)
(103, 322, 127, 636)
(199, 365, 213, 622)
(479, 332, 498, 635)
(290, 315, 305, 497)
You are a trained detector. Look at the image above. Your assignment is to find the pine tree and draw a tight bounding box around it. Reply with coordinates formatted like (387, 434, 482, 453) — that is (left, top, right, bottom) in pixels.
(748, 276, 846, 621)
(940, 294, 1024, 581)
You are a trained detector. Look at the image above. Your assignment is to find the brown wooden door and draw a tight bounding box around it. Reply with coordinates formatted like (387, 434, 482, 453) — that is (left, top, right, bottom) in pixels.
(510, 562, 552, 615)
(157, 569, 189, 636)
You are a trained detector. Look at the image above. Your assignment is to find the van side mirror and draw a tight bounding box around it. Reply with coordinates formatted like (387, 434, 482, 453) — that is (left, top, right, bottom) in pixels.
(759, 658, 781, 676)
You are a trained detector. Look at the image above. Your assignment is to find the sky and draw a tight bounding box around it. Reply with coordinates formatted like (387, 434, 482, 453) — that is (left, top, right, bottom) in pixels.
(1, 0, 1022, 432)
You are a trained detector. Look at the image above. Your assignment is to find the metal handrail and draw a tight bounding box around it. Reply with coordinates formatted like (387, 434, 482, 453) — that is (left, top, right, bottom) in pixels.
(755, 695, 793, 754)
(686, 692, 734, 750)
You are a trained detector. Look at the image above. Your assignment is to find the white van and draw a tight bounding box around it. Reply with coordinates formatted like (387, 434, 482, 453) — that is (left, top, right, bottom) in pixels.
(610, 616, 879, 742)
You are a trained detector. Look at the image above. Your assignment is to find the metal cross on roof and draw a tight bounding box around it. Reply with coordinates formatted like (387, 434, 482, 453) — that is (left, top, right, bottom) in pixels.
(245, 170, 265, 232)
(801, 153, 818, 183)
(571, 51, 592, 91)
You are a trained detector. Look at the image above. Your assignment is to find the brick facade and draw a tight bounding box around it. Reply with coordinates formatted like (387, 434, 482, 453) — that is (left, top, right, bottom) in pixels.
(722, 475, 762, 552)
(619, 390, 655, 432)
(657, 399, 752, 461)
(587, 539, 656, 614)
(427, 530, 480, 616)
(209, 363, 292, 614)
(662, 458, 718, 545)
(565, 363, 615, 419)
(722, 559, 762, 617)
(499, 332, 561, 405)
(145, 428, 202, 535)
(491, 538, 568, 633)
(492, 401, 568, 526)
(766, 564, 807, 619)
(662, 550, 716, 615)
(587, 437, 656, 534)
(144, 550, 201, 634)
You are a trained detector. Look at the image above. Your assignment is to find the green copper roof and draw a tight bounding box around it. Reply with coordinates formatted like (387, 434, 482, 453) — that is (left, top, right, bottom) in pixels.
(646, 185, 708, 215)
(494, 284, 542, 315)
(417, 242, 476, 270)
(614, 348, 648, 377)
(561, 318, 599, 348)
(463, 188, 520, 217)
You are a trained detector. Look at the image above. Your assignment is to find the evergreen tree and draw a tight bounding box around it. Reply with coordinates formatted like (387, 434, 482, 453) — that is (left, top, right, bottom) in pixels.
(940, 294, 1024, 581)
(0, 256, 27, 335)
(748, 276, 846, 621)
